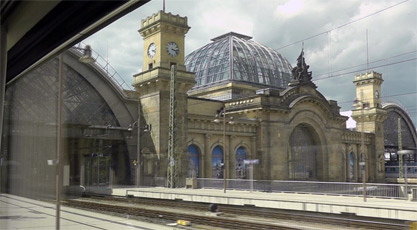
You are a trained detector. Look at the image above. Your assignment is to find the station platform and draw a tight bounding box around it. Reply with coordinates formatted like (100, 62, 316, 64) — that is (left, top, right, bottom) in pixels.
(0, 193, 175, 230)
(112, 187, 417, 222)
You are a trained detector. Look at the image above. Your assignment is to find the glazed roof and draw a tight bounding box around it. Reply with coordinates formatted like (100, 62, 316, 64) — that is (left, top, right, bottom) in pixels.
(185, 32, 293, 89)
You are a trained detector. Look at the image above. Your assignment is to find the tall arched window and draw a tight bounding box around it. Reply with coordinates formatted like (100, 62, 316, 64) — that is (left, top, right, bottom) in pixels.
(187, 145, 200, 178)
(349, 152, 355, 181)
(235, 146, 247, 179)
(212, 146, 224, 178)
(289, 125, 317, 179)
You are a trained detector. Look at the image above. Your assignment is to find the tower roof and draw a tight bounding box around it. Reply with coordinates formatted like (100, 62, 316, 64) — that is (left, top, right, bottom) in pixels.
(185, 32, 292, 89)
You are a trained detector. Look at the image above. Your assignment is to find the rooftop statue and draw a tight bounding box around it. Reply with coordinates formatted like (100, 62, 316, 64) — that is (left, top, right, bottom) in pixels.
(289, 49, 316, 88)
(292, 49, 312, 82)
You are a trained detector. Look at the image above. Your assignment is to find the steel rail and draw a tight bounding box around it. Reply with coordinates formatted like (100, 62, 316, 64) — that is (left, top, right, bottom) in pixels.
(66, 196, 408, 230)
(64, 199, 296, 230)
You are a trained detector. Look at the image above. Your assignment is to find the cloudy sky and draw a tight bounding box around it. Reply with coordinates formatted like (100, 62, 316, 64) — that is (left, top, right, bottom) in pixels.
(82, 0, 417, 124)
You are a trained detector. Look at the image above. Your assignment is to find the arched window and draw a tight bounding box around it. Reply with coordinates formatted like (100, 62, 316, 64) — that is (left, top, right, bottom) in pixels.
(349, 152, 355, 181)
(235, 147, 246, 179)
(289, 125, 317, 179)
(187, 145, 200, 178)
(212, 146, 224, 179)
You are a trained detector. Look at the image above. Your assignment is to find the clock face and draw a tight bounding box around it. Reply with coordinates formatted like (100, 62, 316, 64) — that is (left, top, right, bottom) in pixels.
(147, 43, 156, 58)
(166, 42, 179, 57)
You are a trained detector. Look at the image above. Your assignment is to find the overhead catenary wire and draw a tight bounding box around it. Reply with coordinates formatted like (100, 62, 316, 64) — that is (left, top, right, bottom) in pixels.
(338, 91, 417, 105)
(275, 0, 410, 51)
(314, 50, 417, 79)
(129, 53, 416, 119)
(129, 56, 416, 118)
(137, 88, 417, 119)
(126, 0, 415, 120)
(313, 57, 416, 81)
(127, 49, 416, 117)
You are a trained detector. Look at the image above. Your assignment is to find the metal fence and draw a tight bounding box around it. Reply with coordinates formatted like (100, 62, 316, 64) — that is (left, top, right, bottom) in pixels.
(197, 178, 417, 199)
(143, 176, 167, 187)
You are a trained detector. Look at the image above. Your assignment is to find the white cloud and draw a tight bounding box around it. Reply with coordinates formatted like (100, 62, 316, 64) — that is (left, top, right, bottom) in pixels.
(81, 0, 417, 124)
(275, 0, 304, 17)
(340, 110, 356, 129)
(200, 10, 254, 36)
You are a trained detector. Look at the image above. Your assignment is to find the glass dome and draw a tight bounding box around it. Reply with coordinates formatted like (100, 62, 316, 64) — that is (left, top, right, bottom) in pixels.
(185, 32, 293, 89)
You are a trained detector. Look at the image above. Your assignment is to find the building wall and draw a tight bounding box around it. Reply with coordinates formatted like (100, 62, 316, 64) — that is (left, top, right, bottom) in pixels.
(182, 84, 378, 182)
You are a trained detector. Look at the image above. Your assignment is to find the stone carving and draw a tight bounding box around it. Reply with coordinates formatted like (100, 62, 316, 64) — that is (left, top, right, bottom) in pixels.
(289, 49, 316, 88)
(292, 49, 312, 81)
(378, 154, 385, 172)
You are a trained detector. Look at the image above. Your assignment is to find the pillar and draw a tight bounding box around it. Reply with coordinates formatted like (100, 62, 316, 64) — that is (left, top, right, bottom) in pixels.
(204, 134, 211, 178)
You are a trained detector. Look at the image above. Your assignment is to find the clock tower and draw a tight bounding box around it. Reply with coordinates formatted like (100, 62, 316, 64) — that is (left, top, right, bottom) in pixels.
(351, 71, 387, 182)
(132, 11, 195, 181)
(139, 10, 190, 72)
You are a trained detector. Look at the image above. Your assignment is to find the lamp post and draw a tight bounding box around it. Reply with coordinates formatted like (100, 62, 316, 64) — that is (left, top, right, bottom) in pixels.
(214, 106, 234, 193)
(128, 120, 151, 187)
(56, 46, 95, 230)
(359, 161, 366, 201)
(353, 90, 369, 202)
(398, 150, 414, 200)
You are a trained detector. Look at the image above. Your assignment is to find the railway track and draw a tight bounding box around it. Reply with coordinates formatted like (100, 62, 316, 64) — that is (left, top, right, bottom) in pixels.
(65, 195, 408, 230)
(64, 199, 297, 230)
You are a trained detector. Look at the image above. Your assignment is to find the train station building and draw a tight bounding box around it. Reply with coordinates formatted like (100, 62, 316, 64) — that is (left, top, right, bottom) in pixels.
(1, 10, 416, 198)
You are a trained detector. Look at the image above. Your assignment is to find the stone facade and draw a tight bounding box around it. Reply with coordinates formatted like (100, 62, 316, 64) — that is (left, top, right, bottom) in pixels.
(352, 71, 387, 182)
(185, 85, 355, 182)
(132, 11, 387, 185)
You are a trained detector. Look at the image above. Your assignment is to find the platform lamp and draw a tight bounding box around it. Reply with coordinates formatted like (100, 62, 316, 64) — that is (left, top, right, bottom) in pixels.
(352, 90, 369, 202)
(77, 45, 95, 63)
(214, 105, 234, 193)
(56, 45, 95, 230)
(398, 150, 414, 200)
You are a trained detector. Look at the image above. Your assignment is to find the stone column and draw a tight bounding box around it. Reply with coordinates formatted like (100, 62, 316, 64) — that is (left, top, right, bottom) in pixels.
(250, 136, 256, 160)
(199, 141, 205, 179)
(355, 144, 359, 182)
(228, 135, 235, 179)
(259, 120, 271, 180)
(204, 134, 211, 178)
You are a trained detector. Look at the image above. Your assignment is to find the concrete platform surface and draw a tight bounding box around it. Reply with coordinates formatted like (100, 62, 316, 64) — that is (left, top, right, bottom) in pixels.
(112, 187, 417, 221)
(0, 194, 176, 230)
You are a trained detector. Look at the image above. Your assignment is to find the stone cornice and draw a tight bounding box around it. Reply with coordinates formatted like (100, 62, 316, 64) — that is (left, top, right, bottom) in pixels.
(353, 71, 383, 86)
(139, 11, 190, 38)
(188, 115, 258, 126)
(289, 97, 347, 122)
(342, 130, 373, 144)
(188, 115, 258, 135)
(351, 108, 388, 123)
(133, 67, 195, 96)
(188, 129, 256, 137)
(222, 86, 345, 122)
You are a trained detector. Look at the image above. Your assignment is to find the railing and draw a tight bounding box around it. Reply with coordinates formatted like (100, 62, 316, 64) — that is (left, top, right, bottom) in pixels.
(143, 176, 165, 187)
(142, 176, 187, 188)
(73, 43, 133, 91)
(197, 178, 417, 199)
(138, 176, 417, 199)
